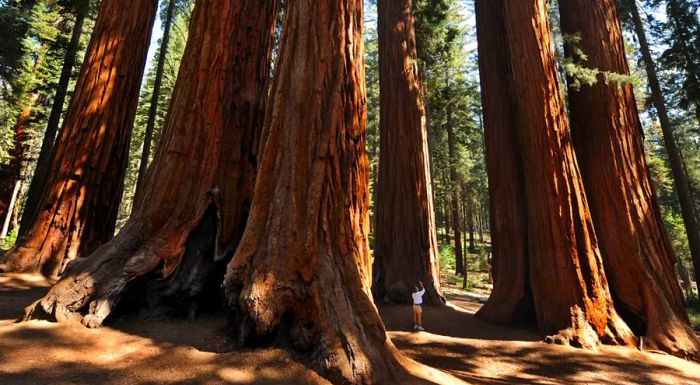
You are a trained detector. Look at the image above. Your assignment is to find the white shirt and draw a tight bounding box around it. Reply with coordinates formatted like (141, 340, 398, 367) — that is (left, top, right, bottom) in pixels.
(412, 289, 425, 305)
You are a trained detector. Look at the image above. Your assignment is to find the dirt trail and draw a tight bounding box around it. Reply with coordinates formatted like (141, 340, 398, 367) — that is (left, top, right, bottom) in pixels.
(381, 289, 700, 384)
(1, 274, 699, 384)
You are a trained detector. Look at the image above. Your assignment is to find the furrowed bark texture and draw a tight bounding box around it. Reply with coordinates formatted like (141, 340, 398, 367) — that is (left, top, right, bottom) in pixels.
(373, 0, 443, 305)
(19, 0, 90, 237)
(223, 1, 424, 383)
(474, 0, 532, 325)
(26, 0, 278, 327)
(627, 0, 700, 297)
(0, 0, 157, 277)
(624, 0, 700, 290)
(475, 0, 635, 349)
(560, 0, 700, 359)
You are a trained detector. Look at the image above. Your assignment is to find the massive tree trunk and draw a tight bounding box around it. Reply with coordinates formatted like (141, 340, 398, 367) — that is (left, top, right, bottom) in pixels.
(474, 0, 532, 325)
(373, 0, 443, 305)
(446, 98, 464, 276)
(560, 0, 700, 359)
(19, 0, 90, 236)
(0, 0, 157, 276)
(222, 1, 460, 384)
(133, 0, 177, 201)
(509, 0, 633, 347)
(25, 0, 279, 326)
(476, 0, 635, 349)
(626, 0, 700, 291)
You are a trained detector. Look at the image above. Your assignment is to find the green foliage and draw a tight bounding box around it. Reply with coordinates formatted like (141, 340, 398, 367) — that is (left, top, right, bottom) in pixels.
(562, 32, 638, 91)
(118, 0, 193, 224)
(687, 294, 700, 329)
(0, 0, 79, 164)
(0, 227, 18, 250)
(364, 1, 379, 221)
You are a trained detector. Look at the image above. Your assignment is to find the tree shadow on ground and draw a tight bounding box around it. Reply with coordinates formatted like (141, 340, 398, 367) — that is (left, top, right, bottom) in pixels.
(0, 273, 451, 385)
(0, 273, 332, 385)
(378, 291, 541, 342)
(380, 291, 700, 385)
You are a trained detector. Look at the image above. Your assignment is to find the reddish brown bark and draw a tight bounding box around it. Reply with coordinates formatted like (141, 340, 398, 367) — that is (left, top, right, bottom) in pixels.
(0, 49, 47, 238)
(625, 0, 700, 293)
(512, 0, 634, 347)
(20, 0, 91, 237)
(0, 100, 33, 235)
(0, 0, 158, 276)
(474, 0, 532, 325)
(373, 0, 443, 305)
(221, 1, 455, 384)
(476, 0, 634, 349)
(25, 0, 278, 327)
(559, 0, 700, 359)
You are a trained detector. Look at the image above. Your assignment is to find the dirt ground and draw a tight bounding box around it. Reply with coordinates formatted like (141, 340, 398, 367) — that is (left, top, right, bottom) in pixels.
(1, 274, 699, 384)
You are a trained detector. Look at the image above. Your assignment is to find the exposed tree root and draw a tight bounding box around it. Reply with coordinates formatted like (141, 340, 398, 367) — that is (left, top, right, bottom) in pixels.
(24, 209, 222, 328)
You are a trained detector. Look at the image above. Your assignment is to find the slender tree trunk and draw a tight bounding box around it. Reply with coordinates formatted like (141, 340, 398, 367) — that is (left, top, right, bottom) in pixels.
(133, 0, 177, 201)
(0, 99, 33, 227)
(476, 0, 635, 349)
(474, 0, 532, 325)
(627, 0, 700, 295)
(560, 0, 700, 359)
(444, 195, 451, 244)
(373, 0, 443, 305)
(0, 44, 48, 238)
(27, 0, 279, 327)
(0, 102, 33, 238)
(0, 0, 158, 276)
(446, 99, 464, 276)
(19, 0, 90, 235)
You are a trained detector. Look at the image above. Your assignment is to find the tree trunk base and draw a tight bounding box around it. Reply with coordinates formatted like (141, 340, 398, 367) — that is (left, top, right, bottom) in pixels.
(543, 305, 635, 350)
(0, 244, 52, 275)
(24, 209, 225, 328)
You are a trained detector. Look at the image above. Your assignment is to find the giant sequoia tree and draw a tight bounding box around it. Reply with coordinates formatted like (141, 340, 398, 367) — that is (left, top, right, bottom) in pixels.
(373, 0, 443, 305)
(559, 0, 700, 358)
(25, 0, 278, 326)
(222, 0, 459, 383)
(473, 0, 531, 324)
(476, 0, 634, 349)
(0, 0, 158, 276)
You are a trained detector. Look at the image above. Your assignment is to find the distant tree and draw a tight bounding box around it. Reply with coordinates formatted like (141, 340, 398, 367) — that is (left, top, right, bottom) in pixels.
(133, 0, 178, 201)
(0, 0, 76, 237)
(0, 0, 158, 276)
(20, 0, 92, 237)
(620, 0, 700, 296)
(373, 0, 443, 305)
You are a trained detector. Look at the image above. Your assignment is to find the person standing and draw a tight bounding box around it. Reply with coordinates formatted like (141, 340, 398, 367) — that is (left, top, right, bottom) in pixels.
(412, 281, 425, 331)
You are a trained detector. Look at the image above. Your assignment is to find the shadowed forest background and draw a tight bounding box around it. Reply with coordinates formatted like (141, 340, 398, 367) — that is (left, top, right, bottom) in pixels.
(1, 0, 700, 384)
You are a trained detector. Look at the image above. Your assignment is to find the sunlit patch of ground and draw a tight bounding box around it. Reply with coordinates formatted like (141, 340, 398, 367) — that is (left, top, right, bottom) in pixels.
(380, 290, 700, 385)
(1, 273, 699, 385)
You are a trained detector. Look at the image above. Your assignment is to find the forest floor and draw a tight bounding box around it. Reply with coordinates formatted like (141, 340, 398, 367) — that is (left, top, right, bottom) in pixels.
(1, 273, 699, 385)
